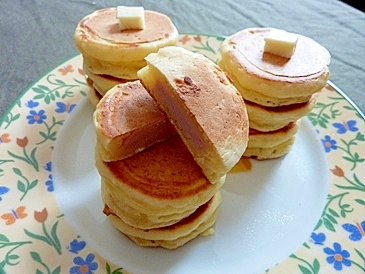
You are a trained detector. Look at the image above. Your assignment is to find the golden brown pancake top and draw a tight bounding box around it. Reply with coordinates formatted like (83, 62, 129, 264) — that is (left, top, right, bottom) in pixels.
(103, 136, 213, 199)
(230, 28, 331, 78)
(96, 81, 167, 137)
(81, 8, 176, 44)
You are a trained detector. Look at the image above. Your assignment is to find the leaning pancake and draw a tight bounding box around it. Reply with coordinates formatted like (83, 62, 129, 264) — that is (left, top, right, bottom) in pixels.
(245, 92, 318, 132)
(93, 81, 176, 162)
(83, 64, 127, 96)
(74, 8, 179, 63)
(219, 27, 331, 102)
(243, 120, 301, 159)
(104, 191, 222, 249)
(138, 46, 249, 183)
(95, 135, 225, 229)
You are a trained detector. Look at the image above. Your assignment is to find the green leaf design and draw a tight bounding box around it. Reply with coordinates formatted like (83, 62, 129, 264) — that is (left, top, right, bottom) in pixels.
(24, 229, 52, 246)
(355, 199, 365, 205)
(13, 167, 22, 176)
(51, 221, 61, 252)
(325, 213, 338, 224)
(52, 266, 61, 274)
(298, 265, 312, 274)
(7, 254, 19, 261)
(29, 180, 38, 190)
(17, 180, 26, 193)
(328, 208, 339, 217)
(323, 217, 335, 232)
(30, 251, 42, 263)
(313, 259, 320, 272)
(0, 234, 10, 243)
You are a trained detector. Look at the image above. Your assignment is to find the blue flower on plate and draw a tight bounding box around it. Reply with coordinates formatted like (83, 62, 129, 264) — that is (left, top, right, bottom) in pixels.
(0, 186, 10, 201)
(55, 102, 77, 114)
(26, 109, 47, 124)
(324, 242, 351, 271)
(44, 161, 52, 172)
(311, 232, 326, 245)
(45, 174, 53, 192)
(69, 253, 98, 274)
(333, 120, 358, 134)
(321, 135, 337, 152)
(68, 239, 86, 254)
(25, 100, 39, 109)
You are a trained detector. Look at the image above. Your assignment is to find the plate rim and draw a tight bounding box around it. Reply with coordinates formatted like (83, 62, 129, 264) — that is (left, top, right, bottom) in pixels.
(1, 33, 364, 274)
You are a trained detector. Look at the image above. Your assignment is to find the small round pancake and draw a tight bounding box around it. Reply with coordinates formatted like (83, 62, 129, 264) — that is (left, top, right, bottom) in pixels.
(101, 177, 197, 229)
(219, 60, 311, 107)
(83, 54, 146, 79)
(83, 63, 128, 95)
(74, 8, 179, 63)
(219, 27, 330, 100)
(245, 92, 318, 132)
(247, 120, 301, 149)
(243, 135, 296, 160)
(103, 191, 222, 249)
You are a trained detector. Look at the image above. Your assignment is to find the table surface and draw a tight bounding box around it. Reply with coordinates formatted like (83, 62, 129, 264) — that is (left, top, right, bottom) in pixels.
(1, 0, 364, 120)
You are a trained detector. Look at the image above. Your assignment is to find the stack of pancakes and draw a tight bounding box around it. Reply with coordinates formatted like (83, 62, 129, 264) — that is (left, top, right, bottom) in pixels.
(73, 7, 179, 107)
(219, 27, 331, 159)
(93, 46, 249, 249)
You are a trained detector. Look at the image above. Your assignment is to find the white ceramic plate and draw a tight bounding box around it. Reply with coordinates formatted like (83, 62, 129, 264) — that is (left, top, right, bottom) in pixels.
(1, 34, 365, 274)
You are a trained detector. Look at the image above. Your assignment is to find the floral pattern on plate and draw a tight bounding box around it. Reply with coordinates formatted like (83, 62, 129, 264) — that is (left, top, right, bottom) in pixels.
(0, 34, 364, 274)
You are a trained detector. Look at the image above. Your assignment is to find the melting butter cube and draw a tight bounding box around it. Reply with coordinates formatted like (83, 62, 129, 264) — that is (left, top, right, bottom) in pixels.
(264, 29, 298, 58)
(116, 6, 145, 30)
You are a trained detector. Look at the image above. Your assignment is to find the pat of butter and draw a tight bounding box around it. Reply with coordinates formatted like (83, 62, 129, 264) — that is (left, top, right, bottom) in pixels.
(264, 29, 298, 58)
(116, 6, 145, 30)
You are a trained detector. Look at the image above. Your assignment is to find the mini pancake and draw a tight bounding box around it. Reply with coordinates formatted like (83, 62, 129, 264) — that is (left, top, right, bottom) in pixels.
(243, 136, 296, 160)
(219, 60, 311, 107)
(83, 54, 145, 80)
(243, 120, 301, 159)
(104, 191, 222, 249)
(247, 120, 301, 149)
(74, 8, 179, 63)
(219, 27, 331, 101)
(138, 46, 249, 183)
(93, 81, 176, 162)
(245, 92, 318, 132)
(83, 64, 127, 96)
(95, 135, 225, 229)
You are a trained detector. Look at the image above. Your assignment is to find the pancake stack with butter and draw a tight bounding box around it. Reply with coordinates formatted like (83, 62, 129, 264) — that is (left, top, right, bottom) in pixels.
(73, 6, 179, 106)
(93, 46, 249, 249)
(219, 27, 331, 159)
